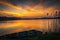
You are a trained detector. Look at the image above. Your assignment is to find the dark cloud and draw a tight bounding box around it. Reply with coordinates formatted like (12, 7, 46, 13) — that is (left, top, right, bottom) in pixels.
(0, 0, 60, 9)
(42, 0, 60, 9)
(6, 0, 60, 8)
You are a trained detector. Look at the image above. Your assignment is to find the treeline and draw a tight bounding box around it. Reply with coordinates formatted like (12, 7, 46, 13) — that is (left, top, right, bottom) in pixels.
(0, 16, 21, 21)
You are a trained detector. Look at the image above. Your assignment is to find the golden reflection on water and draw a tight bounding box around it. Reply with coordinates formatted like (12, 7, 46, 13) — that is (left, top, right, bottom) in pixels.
(0, 19, 60, 36)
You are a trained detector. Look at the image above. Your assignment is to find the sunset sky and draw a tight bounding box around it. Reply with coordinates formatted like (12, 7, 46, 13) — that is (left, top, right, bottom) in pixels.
(0, 0, 60, 18)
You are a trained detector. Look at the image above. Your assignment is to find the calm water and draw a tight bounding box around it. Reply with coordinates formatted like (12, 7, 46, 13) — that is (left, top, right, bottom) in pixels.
(0, 19, 60, 36)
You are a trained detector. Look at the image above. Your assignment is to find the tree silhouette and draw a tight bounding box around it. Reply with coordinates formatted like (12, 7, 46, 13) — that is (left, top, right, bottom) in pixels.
(55, 11, 58, 16)
(58, 11, 60, 17)
(47, 13, 49, 16)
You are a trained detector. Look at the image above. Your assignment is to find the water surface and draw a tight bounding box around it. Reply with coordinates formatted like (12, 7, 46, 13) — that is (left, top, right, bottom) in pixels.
(0, 19, 60, 36)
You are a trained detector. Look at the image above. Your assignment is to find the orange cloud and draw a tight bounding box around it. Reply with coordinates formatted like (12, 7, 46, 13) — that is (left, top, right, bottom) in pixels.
(0, 1, 60, 18)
